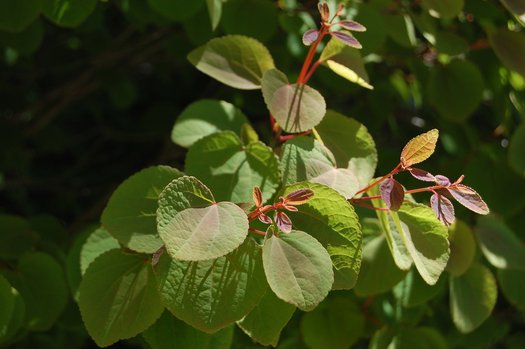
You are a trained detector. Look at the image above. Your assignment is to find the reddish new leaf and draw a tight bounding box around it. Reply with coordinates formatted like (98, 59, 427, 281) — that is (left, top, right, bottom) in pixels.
(318, 2, 330, 21)
(330, 31, 362, 49)
(258, 213, 273, 225)
(448, 184, 490, 215)
(409, 168, 436, 182)
(253, 186, 263, 207)
(431, 193, 455, 226)
(275, 211, 292, 233)
(303, 29, 319, 46)
(380, 177, 405, 211)
(283, 189, 314, 206)
(338, 20, 366, 32)
(435, 175, 451, 187)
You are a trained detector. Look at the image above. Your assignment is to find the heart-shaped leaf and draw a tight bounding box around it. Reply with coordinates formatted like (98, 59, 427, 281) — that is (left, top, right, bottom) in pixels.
(262, 230, 334, 311)
(159, 202, 248, 261)
(155, 238, 267, 333)
(80, 227, 119, 275)
(187, 35, 275, 89)
(185, 131, 280, 203)
(261, 69, 326, 133)
(400, 129, 439, 168)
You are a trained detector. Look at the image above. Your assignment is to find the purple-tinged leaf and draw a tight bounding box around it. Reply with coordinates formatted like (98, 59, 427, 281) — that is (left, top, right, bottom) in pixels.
(338, 20, 366, 32)
(435, 175, 451, 187)
(318, 2, 330, 21)
(431, 193, 455, 226)
(330, 31, 362, 49)
(253, 187, 263, 207)
(448, 184, 490, 215)
(283, 204, 298, 212)
(283, 188, 314, 206)
(303, 29, 319, 46)
(259, 213, 272, 225)
(380, 177, 404, 211)
(275, 211, 292, 233)
(409, 168, 436, 182)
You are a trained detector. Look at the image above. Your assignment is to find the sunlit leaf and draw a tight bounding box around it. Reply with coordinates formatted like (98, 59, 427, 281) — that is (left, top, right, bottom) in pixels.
(261, 69, 326, 133)
(159, 202, 248, 261)
(206, 0, 222, 30)
(188, 35, 275, 89)
(450, 263, 497, 333)
(448, 184, 489, 215)
(80, 227, 119, 275)
(155, 238, 267, 333)
(409, 168, 435, 182)
(400, 129, 439, 168)
(262, 230, 334, 311)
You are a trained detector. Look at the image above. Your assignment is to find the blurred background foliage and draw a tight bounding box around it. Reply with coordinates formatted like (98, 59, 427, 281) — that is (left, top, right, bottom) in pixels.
(1, 0, 525, 348)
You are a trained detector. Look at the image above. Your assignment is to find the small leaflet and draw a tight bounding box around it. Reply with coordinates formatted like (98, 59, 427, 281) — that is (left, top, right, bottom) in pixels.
(430, 193, 455, 226)
(275, 211, 292, 233)
(303, 29, 320, 46)
(409, 168, 435, 182)
(447, 184, 490, 215)
(400, 129, 439, 168)
(435, 175, 451, 187)
(380, 177, 404, 211)
(338, 20, 366, 32)
(330, 31, 362, 49)
(318, 2, 330, 21)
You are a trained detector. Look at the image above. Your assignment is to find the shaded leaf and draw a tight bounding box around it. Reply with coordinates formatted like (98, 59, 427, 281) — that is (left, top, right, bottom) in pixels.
(489, 28, 525, 78)
(171, 99, 249, 148)
(409, 168, 435, 182)
(78, 250, 164, 347)
(185, 131, 280, 203)
(400, 129, 439, 168)
(0, 214, 37, 260)
(330, 31, 362, 49)
(0, 277, 25, 346)
(42, 0, 98, 27)
(148, 0, 205, 22)
(448, 184, 489, 215)
(445, 220, 476, 276)
(498, 269, 525, 308)
(380, 177, 405, 211)
(509, 123, 525, 176)
(159, 202, 248, 261)
(0, 0, 43, 32)
(421, 0, 464, 19)
(430, 193, 455, 226)
(450, 264, 497, 333)
(237, 290, 295, 347)
(501, 0, 525, 24)
(393, 268, 446, 307)
(261, 69, 326, 133)
(155, 238, 267, 333)
(187, 35, 275, 89)
(206, 0, 222, 30)
(262, 230, 333, 311)
(221, 0, 278, 42)
(101, 165, 183, 253)
(283, 182, 362, 290)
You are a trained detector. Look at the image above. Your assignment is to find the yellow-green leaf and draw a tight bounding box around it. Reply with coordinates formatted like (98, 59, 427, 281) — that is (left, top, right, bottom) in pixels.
(400, 129, 439, 168)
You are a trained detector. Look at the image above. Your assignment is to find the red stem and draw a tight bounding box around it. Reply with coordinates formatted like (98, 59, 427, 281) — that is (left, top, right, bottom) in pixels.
(297, 26, 328, 84)
(351, 199, 389, 211)
(248, 228, 267, 236)
(303, 60, 322, 83)
(354, 162, 403, 197)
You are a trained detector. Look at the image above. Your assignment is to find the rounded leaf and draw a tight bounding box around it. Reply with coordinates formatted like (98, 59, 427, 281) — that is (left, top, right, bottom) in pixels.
(490, 28, 525, 78)
(80, 227, 120, 275)
(445, 220, 476, 276)
(262, 230, 334, 311)
(0, 214, 37, 260)
(159, 202, 248, 261)
(422, 0, 464, 19)
(261, 69, 326, 133)
(42, 0, 98, 27)
(171, 99, 249, 148)
(0, 0, 42, 32)
(498, 269, 525, 308)
(187, 35, 275, 89)
(78, 250, 164, 347)
(101, 166, 183, 253)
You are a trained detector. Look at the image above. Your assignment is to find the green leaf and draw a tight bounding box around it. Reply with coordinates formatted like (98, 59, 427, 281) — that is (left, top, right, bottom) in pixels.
(80, 227, 120, 275)
(445, 220, 476, 276)
(393, 268, 446, 307)
(221, 0, 278, 42)
(383, 327, 448, 349)
(354, 4, 387, 55)
(397, 202, 450, 285)
(450, 263, 497, 333)
(319, 37, 373, 89)
(427, 60, 484, 122)
(185, 131, 280, 203)
(354, 235, 407, 296)
(78, 250, 164, 347)
(160, 202, 248, 261)
(155, 238, 267, 333)
(262, 230, 333, 311)
(148, 0, 205, 21)
(434, 31, 469, 55)
(42, 0, 98, 27)
(157, 176, 215, 231)
(300, 297, 364, 349)
(101, 165, 183, 253)
(188, 35, 275, 89)
(143, 311, 234, 349)
(497, 269, 525, 308)
(509, 121, 525, 176)
(171, 99, 249, 148)
(206, 0, 222, 30)
(0, 214, 38, 260)
(384, 14, 417, 48)
(490, 28, 525, 78)
(0, 278, 25, 346)
(283, 182, 362, 290)
(476, 215, 525, 270)
(315, 110, 378, 190)
(421, 0, 464, 19)
(237, 290, 295, 347)
(0, 0, 42, 32)
(65, 226, 91, 300)
(261, 69, 326, 133)
(501, 0, 525, 24)
(1, 252, 67, 331)
(0, 20, 44, 55)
